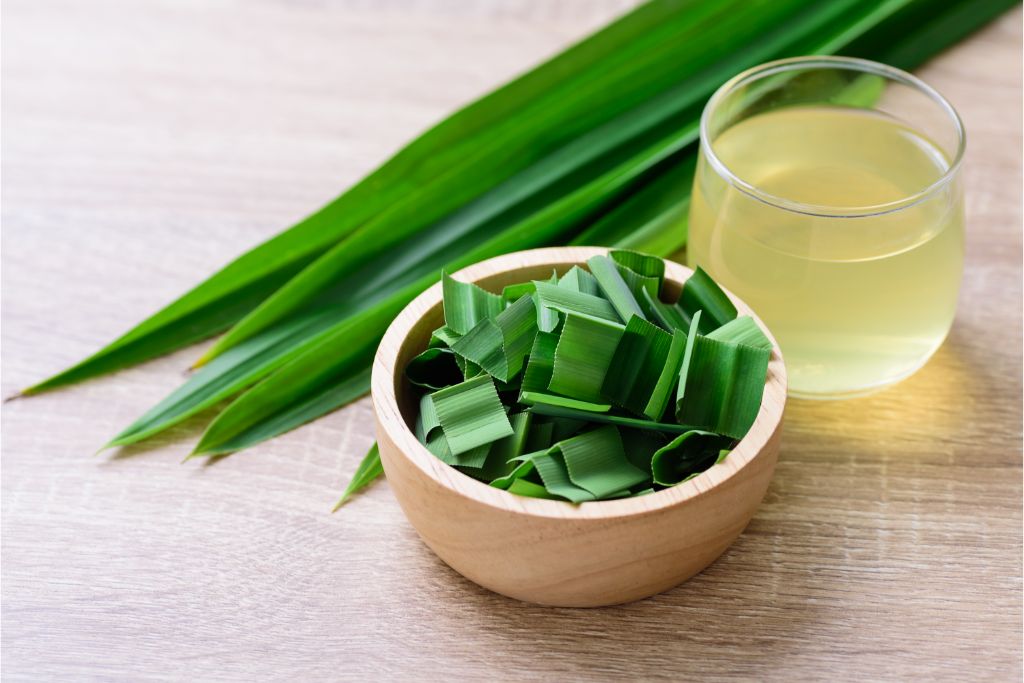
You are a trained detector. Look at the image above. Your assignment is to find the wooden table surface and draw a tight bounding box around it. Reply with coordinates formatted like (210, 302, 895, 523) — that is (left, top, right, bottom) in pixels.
(3, 2, 1021, 680)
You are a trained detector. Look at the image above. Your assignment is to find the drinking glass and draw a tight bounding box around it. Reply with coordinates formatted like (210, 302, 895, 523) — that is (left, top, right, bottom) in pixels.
(688, 56, 965, 399)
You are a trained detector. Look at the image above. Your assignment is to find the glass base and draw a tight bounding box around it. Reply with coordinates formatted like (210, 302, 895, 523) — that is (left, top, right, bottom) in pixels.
(786, 345, 941, 401)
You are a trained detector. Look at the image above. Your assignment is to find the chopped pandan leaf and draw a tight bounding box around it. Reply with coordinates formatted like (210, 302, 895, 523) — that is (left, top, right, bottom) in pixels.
(506, 478, 557, 499)
(707, 315, 772, 350)
(431, 375, 513, 456)
(519, 391, 612, 413)
(425, 429, 491, 468)
(532, 271, 561, 331)
(430, 325, 461, 348)
(460, 411, 533, 482)
(641, 287, 689, 332)
(558, 265, 600, 295)
(533, 281, 618, 322)
(651, 430, 732, 486)
(530, 452, 595, 503)
(643, 328, 687, 421)
(442, 272, 504, 335)
(640, 266, 737, 335)
(675, 335, 770, 440)
(618, 427, 668, 475)
(526, 399, 697, 434)
(609, 249, 666, 281)
(489, 458, 537, 490)
(523, 420, 555, 453)
(587, 255, 645, 322)
(547, 313, 625, 403)
(602, 315, 674, 414)
(451, 294, 537, 382)
(519, 331, 559, 396)
(552, 426, 649, 499)
(414, 393, 442, 443)
(609, 250, 663, 302)
(406, 347, 463, 390)
(332, 443, 385, 512)
(501, 282, 536, 303)
(547, 416, 586, 442)
(454, 355, 482, 381)
(678, 266, 737, 334)
(676, 310, 703, 399)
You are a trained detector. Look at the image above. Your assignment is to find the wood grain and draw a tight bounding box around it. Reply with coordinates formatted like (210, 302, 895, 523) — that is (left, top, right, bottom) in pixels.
(2, 0, 1020, 679)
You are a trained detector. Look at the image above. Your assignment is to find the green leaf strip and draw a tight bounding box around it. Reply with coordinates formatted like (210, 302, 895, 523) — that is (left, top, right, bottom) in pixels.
(586, 255, 645, 322)
(678, 266, 737, 335)
(450, 293, 537, 382)
(519, 332, 560, 396)
(431, 375, 514, 456)
(533, 281, 618, 322)
(547, 313, 625, 403)
(706, 315, 772, 350)
(601, 315, 673, 414)
(554, 426, 648, 498)
(443, 272, 505, 335)
(651, 430, 732, 486)
(675, 336, 770, 439)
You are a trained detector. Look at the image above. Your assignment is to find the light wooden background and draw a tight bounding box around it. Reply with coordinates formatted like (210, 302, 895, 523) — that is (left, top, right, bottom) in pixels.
(2, 1, 1021, 680)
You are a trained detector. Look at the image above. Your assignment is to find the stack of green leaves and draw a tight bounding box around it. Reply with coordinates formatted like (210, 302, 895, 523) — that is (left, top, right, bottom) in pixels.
(17, 0, 1011, 484)
(405, 250, 773, 502)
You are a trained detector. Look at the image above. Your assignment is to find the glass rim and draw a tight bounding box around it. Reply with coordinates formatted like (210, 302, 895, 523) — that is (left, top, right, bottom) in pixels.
(699, 55, 966, 218)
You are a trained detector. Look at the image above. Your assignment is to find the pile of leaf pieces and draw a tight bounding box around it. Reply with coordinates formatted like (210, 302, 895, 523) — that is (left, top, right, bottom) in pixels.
(406, 250, 773, 502)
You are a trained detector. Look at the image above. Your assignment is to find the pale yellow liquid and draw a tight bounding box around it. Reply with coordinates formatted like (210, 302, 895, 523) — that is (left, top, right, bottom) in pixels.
(688, 106, 963, 397)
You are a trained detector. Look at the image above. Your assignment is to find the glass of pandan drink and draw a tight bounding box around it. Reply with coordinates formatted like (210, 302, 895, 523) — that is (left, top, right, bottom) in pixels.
(688, 56, 965, 399)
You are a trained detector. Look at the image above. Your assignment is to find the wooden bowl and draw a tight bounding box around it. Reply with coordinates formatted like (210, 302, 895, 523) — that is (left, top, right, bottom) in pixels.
(371, 247, 786, 607)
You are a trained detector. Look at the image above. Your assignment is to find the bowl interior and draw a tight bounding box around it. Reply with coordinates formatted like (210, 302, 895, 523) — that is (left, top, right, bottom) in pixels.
(375, 247, 786, 520)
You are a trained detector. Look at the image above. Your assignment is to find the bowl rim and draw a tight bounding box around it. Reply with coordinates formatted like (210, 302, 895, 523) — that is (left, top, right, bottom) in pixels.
(371, 246, 787, 521)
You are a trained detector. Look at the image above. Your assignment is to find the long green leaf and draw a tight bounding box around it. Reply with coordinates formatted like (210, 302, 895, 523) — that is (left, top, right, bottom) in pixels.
(75, 0, 1012, 458)
(108, 298, 400, 450)
(185, 140, 673, 453)
(215, 0, 1012, 463)
(198, 0, 882, 362)
(574, 154, 695, 255)
(25, 0, 733, 391)
(196, 367, 372, 457)
(332, 443, 384, 511)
